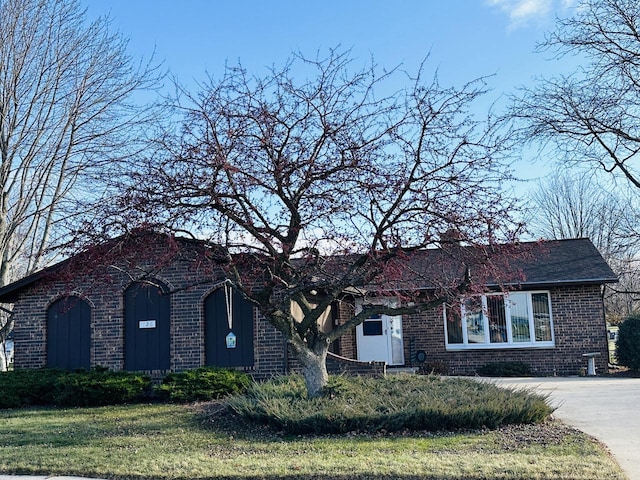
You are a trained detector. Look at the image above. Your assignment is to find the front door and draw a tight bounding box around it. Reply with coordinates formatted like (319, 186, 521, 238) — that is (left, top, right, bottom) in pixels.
(356, 312, 405, 365)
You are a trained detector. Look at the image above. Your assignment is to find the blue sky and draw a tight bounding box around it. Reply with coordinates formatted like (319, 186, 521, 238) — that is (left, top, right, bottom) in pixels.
(82, 0, 579, 185)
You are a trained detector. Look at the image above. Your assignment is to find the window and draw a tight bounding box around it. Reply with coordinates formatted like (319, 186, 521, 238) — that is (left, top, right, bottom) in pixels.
(362, 319, 383, 336)
(361, 307, 384, 336)
(444, 292, 554, 349)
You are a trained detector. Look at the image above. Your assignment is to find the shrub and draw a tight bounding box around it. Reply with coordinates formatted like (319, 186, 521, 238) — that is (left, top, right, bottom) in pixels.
(419, 361, 449, 375)
(156, 367, 251, 403)
(0, 368, 151, 409)
(0, 369, 66, 408)
(226, 374, 553, 435)
(53, 369, 151, 407)
(616, 315, 640, 370)
(476, 361, 531, 377)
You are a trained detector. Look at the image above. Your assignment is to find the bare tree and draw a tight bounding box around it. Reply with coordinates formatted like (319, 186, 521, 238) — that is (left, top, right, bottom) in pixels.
(102, 49, 522, 396)
(512, 0, 640, 188)
(526, 169, 640, 321)
(527, 170, 633, 256)
(0, 0, 161, 369)
(607, 256, 640, 321)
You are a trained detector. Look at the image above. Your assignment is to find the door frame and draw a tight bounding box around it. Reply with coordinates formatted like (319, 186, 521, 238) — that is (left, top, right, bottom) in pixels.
(355, 300, 405, 366)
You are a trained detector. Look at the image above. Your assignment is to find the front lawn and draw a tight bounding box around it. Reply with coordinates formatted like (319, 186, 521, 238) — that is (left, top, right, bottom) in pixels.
(0, 375, 627, 479)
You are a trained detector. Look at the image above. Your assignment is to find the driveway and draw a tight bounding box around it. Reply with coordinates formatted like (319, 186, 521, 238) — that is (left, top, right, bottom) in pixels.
(490, 376, 640, 480)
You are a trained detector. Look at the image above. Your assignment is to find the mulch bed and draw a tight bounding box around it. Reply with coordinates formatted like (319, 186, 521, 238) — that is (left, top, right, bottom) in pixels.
(606, 365, 640, 377)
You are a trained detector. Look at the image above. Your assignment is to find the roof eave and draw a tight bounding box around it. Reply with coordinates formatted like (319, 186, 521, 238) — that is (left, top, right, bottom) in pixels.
(363, 277, 619, 295)
(0, 271, 46, 303)
(496, 277, 619, 288)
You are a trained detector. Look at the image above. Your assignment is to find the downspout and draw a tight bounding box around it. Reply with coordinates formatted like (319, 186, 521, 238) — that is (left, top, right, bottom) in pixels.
(284, 334, 289, 374)
(601, 284, 611, 367)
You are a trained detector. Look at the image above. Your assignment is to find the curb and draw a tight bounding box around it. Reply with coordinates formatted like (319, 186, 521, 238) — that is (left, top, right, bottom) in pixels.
(0, 476, 107, 480)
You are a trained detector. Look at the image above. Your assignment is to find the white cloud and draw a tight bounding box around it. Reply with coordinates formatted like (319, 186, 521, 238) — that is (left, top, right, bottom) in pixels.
(487, 0, 577, 29)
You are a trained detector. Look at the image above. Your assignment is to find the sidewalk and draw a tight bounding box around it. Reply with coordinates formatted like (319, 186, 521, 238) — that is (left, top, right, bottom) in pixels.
(0, 477, 106, 480)
(491, 376, 640, 480)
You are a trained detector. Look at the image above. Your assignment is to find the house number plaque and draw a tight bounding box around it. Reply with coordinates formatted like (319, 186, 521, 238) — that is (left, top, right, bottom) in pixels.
(139, 320, 156, 329)
(226, 332, 237, 349)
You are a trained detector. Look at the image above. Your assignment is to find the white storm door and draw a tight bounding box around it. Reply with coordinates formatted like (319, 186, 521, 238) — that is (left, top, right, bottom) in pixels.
(356, 314, 404, 365)
(387, 315, 405, 365)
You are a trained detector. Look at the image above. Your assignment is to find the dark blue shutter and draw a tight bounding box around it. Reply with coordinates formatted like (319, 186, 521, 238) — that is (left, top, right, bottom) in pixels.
(124, 282, 170, 371)
(204, 288, 254, 367)
(47, 297, 91, 370)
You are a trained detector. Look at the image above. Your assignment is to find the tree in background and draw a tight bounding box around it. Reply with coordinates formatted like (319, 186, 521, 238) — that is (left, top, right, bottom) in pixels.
(511, 0, 640, 324)
(526, 169, 640, 321)
(615, 315, 640, 370)
(513, 0, 640, 189)
(0, 0, 161, 368)
(527, 170, 632, 258)
(104, 49, 522, 396)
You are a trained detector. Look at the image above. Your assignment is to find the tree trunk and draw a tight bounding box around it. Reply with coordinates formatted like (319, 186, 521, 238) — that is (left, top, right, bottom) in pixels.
(0, 349, 6, 372)
(291, 340, 330, 398)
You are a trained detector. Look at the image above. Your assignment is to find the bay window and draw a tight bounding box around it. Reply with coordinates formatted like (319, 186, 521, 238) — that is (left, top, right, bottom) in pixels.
(445, 291, 554, 349)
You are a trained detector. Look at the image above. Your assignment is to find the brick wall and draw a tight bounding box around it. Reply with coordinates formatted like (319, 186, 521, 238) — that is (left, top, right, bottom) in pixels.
(326, 352, 386, 377)
(332, 298, 356, 359)
(252, 311, 288, 379)
(11, 242, 287, 379)
(398, 285, 609, 376)
(10, 237, 610, 380)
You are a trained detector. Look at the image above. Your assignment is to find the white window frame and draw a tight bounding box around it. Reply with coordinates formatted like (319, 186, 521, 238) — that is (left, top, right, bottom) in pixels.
(444, 291, 555, 350)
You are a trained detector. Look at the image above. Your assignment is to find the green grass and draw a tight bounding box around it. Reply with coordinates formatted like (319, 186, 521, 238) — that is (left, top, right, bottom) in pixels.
(0, 402, 626, 479)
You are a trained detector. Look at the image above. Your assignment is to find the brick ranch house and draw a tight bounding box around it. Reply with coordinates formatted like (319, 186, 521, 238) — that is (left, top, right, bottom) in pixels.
(0, 234, 617, 377)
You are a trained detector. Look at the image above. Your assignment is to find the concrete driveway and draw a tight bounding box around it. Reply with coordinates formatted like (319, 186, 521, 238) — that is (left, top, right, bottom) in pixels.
(490, 376, 640, 480)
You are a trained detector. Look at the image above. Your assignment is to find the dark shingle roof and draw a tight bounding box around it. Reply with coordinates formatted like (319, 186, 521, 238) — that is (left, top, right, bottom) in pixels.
(0, 237, 617, 304)
(508, 238, 618, 286)
(393, 238, 618, 291)
(0, 268, 51, 303)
